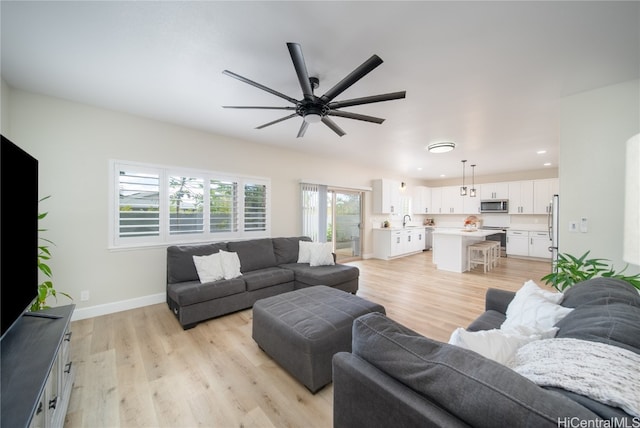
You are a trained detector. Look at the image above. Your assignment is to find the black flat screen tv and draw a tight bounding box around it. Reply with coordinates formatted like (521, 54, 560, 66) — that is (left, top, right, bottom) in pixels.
(1, 135, 39, 338)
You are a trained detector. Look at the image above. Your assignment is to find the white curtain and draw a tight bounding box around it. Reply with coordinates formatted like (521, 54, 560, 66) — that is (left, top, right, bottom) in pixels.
(301, 183, 327, 242)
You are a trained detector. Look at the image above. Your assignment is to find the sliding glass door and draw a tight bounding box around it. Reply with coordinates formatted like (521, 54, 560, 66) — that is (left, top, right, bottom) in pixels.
(327, 189, 362, 262)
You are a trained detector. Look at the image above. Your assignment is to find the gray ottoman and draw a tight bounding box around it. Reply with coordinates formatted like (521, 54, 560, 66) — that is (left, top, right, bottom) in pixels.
(252, 286, 385, 393)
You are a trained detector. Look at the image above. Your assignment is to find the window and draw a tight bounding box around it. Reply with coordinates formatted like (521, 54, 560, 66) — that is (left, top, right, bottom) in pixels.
(110, 161, 270, 248)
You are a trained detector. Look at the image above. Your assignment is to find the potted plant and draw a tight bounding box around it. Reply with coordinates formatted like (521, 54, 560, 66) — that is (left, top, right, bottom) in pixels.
(30, 196, 72, 311)
(541, 251, 640, 292)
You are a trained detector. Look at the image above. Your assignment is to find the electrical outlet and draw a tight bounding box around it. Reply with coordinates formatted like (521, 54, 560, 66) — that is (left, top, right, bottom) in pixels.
(80, 290, 90, 301)
(569, 221, 578, 232)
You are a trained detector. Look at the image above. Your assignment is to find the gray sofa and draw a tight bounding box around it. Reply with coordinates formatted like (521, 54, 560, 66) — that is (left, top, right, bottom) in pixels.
(333, 278, 640, 427)
(166, 236, 359, 329)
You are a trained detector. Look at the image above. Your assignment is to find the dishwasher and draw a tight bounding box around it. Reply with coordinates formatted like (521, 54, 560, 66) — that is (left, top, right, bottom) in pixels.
(424, 227, 433, 250)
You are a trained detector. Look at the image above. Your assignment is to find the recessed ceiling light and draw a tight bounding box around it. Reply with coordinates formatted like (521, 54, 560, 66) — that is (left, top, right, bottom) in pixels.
(537, 150, 547, 154)
(417, 167, 423, 171)
(544, 162, 552, 166)
(440, 174, 446, 177)
(427, 142, 456, 153)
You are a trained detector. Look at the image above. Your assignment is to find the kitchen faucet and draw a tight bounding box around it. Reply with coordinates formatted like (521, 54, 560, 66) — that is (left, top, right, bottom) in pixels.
(403, 214, 412, 228)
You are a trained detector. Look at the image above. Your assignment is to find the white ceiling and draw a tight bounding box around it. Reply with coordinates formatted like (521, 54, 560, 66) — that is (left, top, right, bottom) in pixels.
(1, 1, 638, 181)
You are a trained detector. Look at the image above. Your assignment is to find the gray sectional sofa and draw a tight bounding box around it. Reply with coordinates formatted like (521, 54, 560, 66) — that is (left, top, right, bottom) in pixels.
(333, 278, 640, 427)
(166, 236, 359, 329)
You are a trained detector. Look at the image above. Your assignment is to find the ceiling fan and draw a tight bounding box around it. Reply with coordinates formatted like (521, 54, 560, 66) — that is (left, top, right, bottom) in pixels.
(222, 42, 406, 138)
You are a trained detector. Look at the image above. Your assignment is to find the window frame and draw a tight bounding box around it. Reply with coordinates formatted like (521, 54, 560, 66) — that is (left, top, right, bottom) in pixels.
(109, 160, 271, 250)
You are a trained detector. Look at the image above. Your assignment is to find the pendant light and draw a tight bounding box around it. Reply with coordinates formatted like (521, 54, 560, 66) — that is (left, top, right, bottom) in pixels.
(460, 160, 467, 196)
(470, 164, 477, 197)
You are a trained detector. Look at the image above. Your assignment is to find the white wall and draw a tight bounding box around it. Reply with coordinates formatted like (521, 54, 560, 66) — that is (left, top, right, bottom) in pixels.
(4, 86, 406, 319)
(1, 78, 11, 136)
(559, 79, 640, 275)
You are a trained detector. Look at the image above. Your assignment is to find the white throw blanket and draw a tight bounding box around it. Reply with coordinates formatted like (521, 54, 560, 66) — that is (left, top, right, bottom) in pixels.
(508, 338, 640, 417)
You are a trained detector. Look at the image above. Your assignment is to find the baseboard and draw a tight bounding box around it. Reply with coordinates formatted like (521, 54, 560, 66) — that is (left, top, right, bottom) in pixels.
(71, 293, 166, 321)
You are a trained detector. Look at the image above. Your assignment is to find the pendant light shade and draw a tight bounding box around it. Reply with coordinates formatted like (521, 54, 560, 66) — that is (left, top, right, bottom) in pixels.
(470, 164, 477, 197)
(460, 160, 467, 196)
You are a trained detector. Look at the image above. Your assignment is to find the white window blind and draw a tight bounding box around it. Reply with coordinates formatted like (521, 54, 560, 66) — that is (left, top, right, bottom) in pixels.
(301, 183, 327, 242)
(117, 167, 161, 240)
(210, 179, 238, 233)
(110, 160, 270, 248)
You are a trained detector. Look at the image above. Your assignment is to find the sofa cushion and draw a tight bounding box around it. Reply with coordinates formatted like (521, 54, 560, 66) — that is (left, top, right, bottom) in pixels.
(352, 312, 598, 428)
(167, 278, 245, 306)
(227, 238, 277, 273)
(280, 263, 359, 287)
(560, 277, 640, 308)
(167, 242, 228, 284)
(467, 309, 506, 332)
(242, 267, 294, 291)
(555, 278, 640, 354)
(555, 302, 640, 354)
(272, 236, 312, 265)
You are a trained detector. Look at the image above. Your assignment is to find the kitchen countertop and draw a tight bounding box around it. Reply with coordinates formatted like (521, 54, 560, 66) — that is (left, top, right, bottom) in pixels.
(432, 229, 500, 238)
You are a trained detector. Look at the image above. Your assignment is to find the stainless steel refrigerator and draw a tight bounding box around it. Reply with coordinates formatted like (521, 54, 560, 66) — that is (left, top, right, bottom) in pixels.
(548, 194, 560, 271)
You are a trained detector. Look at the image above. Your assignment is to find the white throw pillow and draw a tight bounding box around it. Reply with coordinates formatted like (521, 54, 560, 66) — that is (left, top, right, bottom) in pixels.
(219, 250, 242, 279)
(192, 253, 224, 283)
(449, 327, 558, 365)
(298, 241, 313, 263)
(309, 242, 335, 267)
(501, 280, 572, 333)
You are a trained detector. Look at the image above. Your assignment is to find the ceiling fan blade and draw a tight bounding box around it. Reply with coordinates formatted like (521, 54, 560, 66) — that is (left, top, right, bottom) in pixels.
(255, 113, 299, 129)
(320, 55, 383, 103)
(223, 106, 296, 110)
(327, 110, 385, 124)
(321, 117, 346, 137)
(297, 120, 309, 138)
(287, 43, 314, 100)
(222, 70, 299, 105)
(328, 91, 406, 109)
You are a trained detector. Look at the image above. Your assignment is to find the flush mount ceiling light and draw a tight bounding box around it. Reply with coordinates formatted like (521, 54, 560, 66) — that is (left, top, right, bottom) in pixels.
(427, 142, 456, 153)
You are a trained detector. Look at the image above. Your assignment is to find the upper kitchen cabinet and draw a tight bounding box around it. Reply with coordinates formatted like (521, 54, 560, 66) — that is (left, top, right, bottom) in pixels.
(533, 178, 559, 214)
(431, 187, 443, 214)
(413, 186, 432, 214)
(463, 187, 481, 214)
(441, 186, 464, 214)
(372, 179, 401, 214)
(480, 182, 509, 200)
(508, 180, 534, 214)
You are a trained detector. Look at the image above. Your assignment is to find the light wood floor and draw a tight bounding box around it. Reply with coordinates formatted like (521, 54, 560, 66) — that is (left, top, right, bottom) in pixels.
(64, 251, 551, 428)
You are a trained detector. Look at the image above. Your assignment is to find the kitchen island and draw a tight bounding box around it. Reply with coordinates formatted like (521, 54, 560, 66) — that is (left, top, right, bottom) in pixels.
(432, 229, 499, 273)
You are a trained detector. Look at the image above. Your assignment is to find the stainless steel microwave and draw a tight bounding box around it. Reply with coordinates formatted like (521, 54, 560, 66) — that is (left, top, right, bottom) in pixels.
(480, 199, 509, 213)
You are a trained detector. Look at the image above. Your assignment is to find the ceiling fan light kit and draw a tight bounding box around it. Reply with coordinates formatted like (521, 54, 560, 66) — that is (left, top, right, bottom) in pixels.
(427, 142, 456, 153)
(222, 42, 406, 138)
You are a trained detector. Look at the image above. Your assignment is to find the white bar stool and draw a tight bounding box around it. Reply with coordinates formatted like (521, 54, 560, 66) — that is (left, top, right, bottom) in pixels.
(468, 243, 492, 273)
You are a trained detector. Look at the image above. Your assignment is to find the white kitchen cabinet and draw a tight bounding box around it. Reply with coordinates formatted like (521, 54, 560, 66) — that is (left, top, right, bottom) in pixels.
(390, 230, 403, 256)
(373, 228, 424, 259)
(506, 230, 529, 256)
(431, 187, 443, 214)
(372, 179, 401, 214)
(463, 189, 481, 214)
(413, 186, 432, 214)
(441, 186, 464, 214)
(529, 231, 552, 259)
(481, 182, 509, 200)
(508, 180, 534, 214)
(533, 178, 559, 214)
